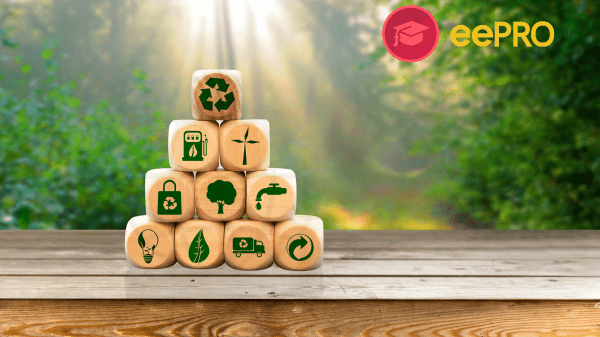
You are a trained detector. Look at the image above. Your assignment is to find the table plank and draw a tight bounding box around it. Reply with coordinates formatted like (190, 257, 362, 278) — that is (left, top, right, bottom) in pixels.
(1, 300, 600, 337)
(3, 230, 600, 249)
(1, 276, 599, 299)
(325, 229, 600, 248)
(1, 258, 599, 276)
(2, 230, 599, 260)
(1, 230, 599, 300)
(3, 247, 599, 260)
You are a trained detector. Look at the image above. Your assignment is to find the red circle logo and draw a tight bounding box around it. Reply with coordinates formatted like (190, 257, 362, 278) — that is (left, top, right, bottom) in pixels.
(382, 6, 439, 62)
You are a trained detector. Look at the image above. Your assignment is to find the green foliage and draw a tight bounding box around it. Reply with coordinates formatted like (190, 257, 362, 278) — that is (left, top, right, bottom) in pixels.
(411, 0, 600, 228)
(0, 41, 167, 229)
(0, 7, 18, 50)
(6, 0, 597, 230)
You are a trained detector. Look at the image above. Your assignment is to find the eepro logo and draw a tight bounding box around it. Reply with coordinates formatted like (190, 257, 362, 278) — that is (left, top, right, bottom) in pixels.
(450, 22, 554, 47)
(382, 7, 555, 62)
(382, 6, 440, 63)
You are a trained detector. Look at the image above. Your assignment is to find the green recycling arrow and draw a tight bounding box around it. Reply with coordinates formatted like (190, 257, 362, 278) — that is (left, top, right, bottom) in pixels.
(214, 92, 235, 112)
(198, 77, 235, 112)
(287, 234, 314, 261)
(205, 77, 230, 92)
(199, 89, 213, 110)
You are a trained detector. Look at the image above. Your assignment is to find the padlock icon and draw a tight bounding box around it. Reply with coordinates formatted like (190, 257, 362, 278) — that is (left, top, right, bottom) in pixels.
(157, 180, 182, 215)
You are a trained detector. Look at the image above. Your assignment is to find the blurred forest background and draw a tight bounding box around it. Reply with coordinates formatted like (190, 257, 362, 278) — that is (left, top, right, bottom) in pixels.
(1, 0, 599, 230)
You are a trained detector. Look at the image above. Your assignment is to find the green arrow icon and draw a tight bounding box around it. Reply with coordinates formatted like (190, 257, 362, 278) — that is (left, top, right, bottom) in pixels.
(215, 92, 235, 112)
(199, 77, 235, 112)
(205, 77, 229, 92)
(287, 234, 314, 261)
(199, 89, 213, 110)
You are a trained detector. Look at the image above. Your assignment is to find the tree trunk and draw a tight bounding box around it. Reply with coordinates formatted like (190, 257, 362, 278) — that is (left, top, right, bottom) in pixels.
(246, 1, 262, 119)
(109, 0, 129, 115)
(221, 0, 236, 69)
(214, 0, 224, 68)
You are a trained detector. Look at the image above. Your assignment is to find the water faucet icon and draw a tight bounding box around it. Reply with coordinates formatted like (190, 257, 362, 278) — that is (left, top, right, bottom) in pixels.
(255, 183, 287, 210)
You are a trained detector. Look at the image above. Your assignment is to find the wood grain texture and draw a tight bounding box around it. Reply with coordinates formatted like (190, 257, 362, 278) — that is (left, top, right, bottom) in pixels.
(3, 230, 599, 260)
(2, 259, 600, 276)
(1, 230, 600, 299)
(2, 230, 599, 248)
(2, 276, 600, 299)
(1, 300, 600, 336)
(4, 246, 599, 261)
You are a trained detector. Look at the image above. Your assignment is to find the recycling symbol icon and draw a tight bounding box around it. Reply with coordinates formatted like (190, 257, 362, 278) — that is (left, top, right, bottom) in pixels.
(199, 77, 236, 112)
(239, 239, 248, 248)
(163, 197, 178, 211)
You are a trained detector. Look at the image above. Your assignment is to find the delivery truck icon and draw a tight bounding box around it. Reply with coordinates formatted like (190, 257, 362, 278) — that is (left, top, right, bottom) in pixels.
(232, 237, 265, 257)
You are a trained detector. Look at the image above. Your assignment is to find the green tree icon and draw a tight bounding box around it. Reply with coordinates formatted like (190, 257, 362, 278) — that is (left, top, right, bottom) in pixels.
(231, 127, 259, 165)
(206, 180, 237, 214)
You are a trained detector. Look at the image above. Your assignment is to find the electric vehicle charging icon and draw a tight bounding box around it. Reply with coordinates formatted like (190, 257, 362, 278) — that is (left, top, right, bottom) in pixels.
(183, 131, 208, 161)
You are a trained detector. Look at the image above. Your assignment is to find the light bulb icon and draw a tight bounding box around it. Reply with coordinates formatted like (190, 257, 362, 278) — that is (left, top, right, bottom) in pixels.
(138, 229, 159, 264)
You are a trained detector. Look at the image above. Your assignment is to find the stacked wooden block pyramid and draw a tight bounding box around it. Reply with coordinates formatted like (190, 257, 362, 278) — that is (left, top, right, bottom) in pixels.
(125, 70, 324, 271)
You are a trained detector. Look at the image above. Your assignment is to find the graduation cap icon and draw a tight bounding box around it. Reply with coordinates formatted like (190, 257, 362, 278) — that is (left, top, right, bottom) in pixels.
(393, 21, 429, 47)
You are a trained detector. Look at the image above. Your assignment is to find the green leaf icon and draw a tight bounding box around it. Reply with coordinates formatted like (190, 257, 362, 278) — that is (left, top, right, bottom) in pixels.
(138, 232, 145, 248)
(188, 229, 210, 263)
(189, 144, 198, 158)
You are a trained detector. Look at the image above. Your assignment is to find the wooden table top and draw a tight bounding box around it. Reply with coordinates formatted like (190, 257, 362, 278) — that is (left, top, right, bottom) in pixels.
(1, 230, 599, 300)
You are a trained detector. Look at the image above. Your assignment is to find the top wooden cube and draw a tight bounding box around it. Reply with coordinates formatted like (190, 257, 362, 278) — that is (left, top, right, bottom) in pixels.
(192, 70, 242, 121)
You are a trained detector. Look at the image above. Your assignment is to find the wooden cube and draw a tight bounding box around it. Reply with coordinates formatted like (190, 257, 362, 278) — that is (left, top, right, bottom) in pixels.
(125, 215, 176, 269)
(192, 70, 242, 121)
(246, 168, 296, 221)
(195, 169, 246, 221)
(175, 218, 225, 269)
(145, 169, 195, 223)
(220, 120, 269, 172)
(168, 120, 219, 172)
(274, 215, 324, 271)
(224, 219, 274, 270)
